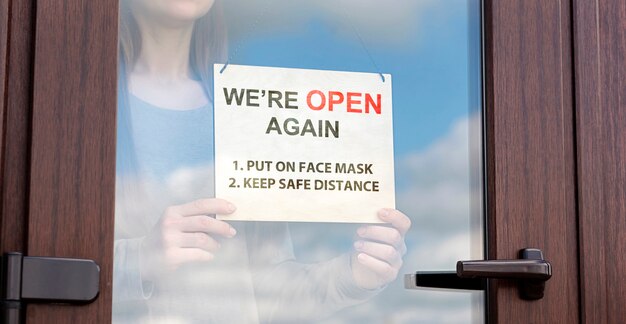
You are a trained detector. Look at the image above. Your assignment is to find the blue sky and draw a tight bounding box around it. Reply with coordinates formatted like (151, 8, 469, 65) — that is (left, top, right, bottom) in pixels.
(227, 0, 482, 155)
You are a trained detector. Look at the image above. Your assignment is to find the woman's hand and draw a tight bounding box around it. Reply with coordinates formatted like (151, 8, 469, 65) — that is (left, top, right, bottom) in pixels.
(351, 208, 411, 290)
(139, 198, 237, 281)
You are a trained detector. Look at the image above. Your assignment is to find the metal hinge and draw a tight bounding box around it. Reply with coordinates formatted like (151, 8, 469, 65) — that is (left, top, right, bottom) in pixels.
(1, 252, 100, 324)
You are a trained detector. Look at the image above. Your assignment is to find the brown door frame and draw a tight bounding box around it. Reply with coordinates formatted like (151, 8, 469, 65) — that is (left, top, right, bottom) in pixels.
(483, 1, 579, 322)
(1, 0, 624, 323)
(573, 1, 626, 323)
(14, 0, 118, 322)
(0, 0, 35, 255)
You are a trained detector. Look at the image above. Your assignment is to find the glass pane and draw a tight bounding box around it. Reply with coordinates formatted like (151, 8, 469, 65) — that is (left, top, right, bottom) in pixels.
(113, 0, 484, 323)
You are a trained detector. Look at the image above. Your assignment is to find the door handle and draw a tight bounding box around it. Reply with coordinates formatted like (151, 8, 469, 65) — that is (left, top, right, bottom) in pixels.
(404, 248, 552, 300)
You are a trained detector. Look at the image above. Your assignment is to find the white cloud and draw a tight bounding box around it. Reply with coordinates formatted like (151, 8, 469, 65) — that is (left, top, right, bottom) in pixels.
(406, 232, 471, 270)
(396, 113, 483, 237)
(289, 114, 485, 322)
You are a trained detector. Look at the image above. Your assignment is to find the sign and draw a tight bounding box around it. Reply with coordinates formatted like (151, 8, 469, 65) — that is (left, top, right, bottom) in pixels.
(214, 64, 394, 223)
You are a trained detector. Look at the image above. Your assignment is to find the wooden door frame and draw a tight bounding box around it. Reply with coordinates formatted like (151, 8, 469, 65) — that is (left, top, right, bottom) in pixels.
(573, 1, 626, 322)
(1, 0, 624, 323)
(0, 0, 35, 255)
(17, 0, 118, 322)
(483, 0, 579, 322)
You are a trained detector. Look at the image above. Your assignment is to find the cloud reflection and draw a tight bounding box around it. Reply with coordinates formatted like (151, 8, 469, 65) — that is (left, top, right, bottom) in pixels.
(289, 114, 483, 323)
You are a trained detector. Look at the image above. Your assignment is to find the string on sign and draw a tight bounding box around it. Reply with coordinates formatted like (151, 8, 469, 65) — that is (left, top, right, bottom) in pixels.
(220, 0, 277, 74)
(339, 1, 386, 82)
(222, 1, 386, 83)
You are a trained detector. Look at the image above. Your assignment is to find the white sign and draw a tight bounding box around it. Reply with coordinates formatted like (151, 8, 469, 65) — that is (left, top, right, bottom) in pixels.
(214, 64, 395, 223)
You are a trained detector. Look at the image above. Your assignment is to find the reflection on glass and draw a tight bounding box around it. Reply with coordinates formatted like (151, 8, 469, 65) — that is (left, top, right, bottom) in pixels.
(113, 0, 483, 323)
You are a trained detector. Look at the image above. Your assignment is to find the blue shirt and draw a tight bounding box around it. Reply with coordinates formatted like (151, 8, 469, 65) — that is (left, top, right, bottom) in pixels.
(128, 94, 213, 181)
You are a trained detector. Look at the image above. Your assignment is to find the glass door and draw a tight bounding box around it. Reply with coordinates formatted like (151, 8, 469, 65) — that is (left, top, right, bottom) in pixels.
(112, 0, 484, 323)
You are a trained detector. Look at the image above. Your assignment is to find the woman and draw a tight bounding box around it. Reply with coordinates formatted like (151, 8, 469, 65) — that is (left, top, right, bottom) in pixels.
(113, 0, 411, 322)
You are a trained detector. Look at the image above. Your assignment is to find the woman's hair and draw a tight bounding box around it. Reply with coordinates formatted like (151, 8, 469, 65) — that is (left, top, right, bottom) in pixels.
(116, 0, 227, 175)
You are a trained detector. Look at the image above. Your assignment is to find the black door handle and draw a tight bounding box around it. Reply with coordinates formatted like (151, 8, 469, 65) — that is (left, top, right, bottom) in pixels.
(405, 248, 552, 300)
